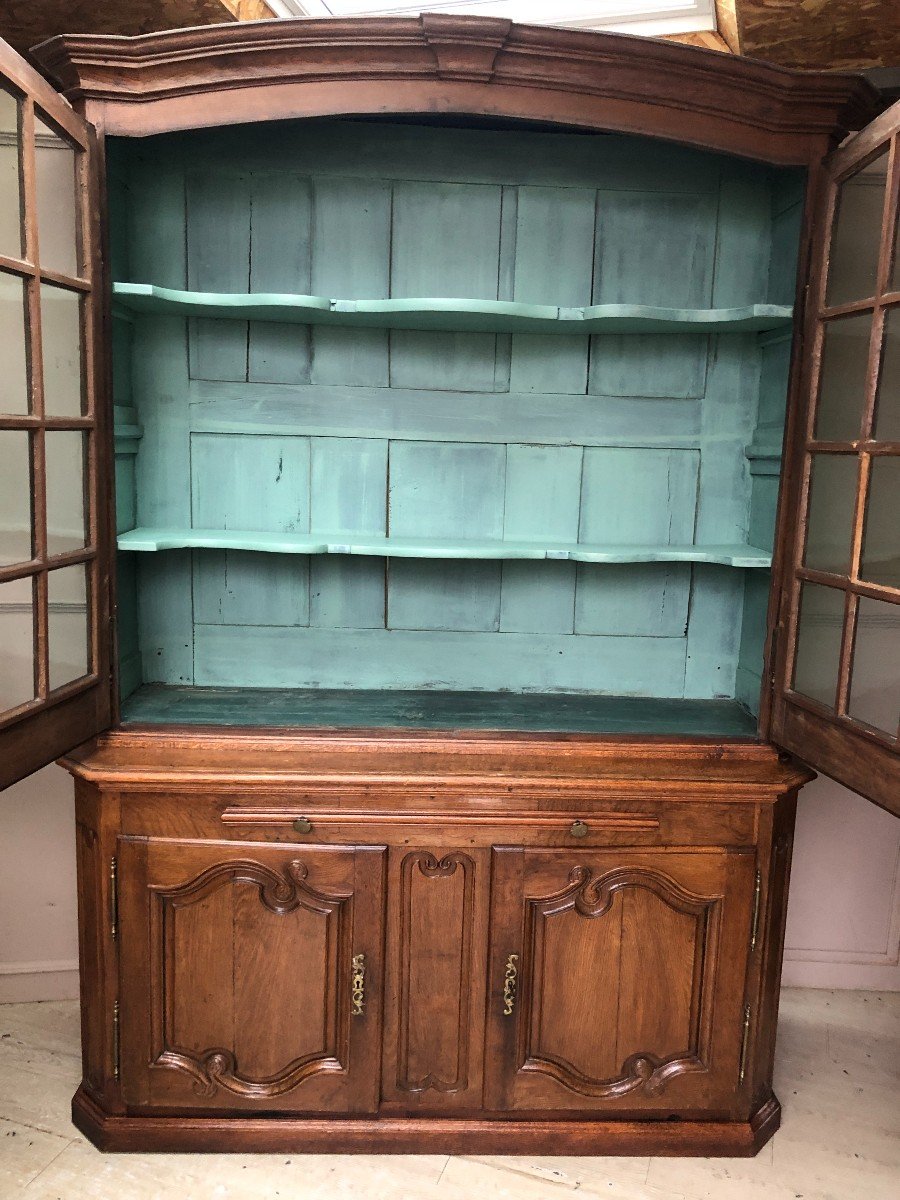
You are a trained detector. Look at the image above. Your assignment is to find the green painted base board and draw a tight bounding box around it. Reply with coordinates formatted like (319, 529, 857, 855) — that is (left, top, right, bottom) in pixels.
(112, 283, 793, 335)
(120, 685, 759, 737)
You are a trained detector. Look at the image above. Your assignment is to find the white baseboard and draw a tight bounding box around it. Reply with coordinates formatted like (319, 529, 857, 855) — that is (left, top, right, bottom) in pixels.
(781, 959, 900, 990)
(0, 960, 80, 1003)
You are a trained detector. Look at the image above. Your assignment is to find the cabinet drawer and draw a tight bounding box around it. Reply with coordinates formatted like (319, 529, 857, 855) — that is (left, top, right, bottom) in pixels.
(121, 794, 759, 848)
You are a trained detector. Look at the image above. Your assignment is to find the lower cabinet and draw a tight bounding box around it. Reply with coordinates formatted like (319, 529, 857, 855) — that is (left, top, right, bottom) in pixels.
(115, 837, 756, 1119)
(117, 838, 386, 1111)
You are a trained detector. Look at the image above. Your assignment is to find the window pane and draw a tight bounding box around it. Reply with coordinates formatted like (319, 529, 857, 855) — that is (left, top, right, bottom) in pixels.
(873, 307, 900, 442)
(34, 114, 79, 277)
(0, 269, 29, 414)
(803, 454, 858, 576)
(860, 456, 900, 588)
(848, 597, 900, 738)
(0, 429, 33, 565)
(792, 582, 846, 710)
(45, 430, 87, 556)
(826, 150, 888, 307)
(40, 283, 83, 416)
(48, 563, 89, 691)
(0, 87, 22, 260)
(0, 575, 35, 711)
(815, 314, 871, 441)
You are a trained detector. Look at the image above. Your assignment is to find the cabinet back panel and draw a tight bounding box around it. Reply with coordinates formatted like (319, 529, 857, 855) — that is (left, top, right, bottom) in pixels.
(108, 122, 803, 708)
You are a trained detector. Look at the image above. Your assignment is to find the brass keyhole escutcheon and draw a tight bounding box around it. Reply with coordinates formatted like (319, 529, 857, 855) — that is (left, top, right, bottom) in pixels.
(570, 820, 589, 838)
(293, 817, 313, 834)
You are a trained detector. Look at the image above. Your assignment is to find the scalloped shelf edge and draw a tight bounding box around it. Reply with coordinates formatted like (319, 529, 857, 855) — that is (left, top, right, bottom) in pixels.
(112, 284, 794, 335)
(116, 528, 773, 568)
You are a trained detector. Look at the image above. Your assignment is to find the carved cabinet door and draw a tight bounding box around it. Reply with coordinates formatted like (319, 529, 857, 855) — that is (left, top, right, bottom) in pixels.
(117, 837, 385, 1112)
(484, 847, 756, 1115)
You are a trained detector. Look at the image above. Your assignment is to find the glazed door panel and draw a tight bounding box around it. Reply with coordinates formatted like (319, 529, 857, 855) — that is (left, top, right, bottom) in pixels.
(0, 37, 112, 789)
(118, 838, 385, 1112)
(485, 847, 755, 1114)
(380, 847, 490, 1110)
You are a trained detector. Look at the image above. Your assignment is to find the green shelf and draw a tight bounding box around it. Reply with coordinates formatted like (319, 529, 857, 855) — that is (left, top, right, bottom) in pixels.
(112, 283, 793, 336)
(117, 527, 773, 568)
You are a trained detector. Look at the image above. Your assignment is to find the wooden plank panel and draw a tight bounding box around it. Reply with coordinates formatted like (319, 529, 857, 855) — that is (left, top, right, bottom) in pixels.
(189, 380, 703, 448)
(186, 171, 251, 382)
(309, 437, 388, 630)
(500, 445, 582, 635)
(194, 625, 688, 695)
(129, 153, 194, 686)
(388, 442, 506, 540)
(590, 190, 716, 399)
(191, 433, 311, 629)
(509, 185, 594, 395)
(531, 899, 623, 1082)
(576, 448, 698, 641)
(168, 878, 235, 1059)
(390, 180, 502, 392)
(616, 887, 696, 1065)
(177, 122, 719, 195)
(248, 174, 312, 384)
(232, 883, 329, 1078)
(310, 177, 390, 387)
(388, 441, 505, 633)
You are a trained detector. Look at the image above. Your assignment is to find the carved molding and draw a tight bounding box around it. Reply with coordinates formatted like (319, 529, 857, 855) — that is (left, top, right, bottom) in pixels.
(396, 851, 476, 1094)
(523, 865, 718, 1099)
(157, 1048, 343, 1100)
(543, 864, 718, 920)
(157, 857, 346, 917)
(31, 15, 878, 162)
(522, 1049, 706, 1100)
(152, 857, 350, 1098)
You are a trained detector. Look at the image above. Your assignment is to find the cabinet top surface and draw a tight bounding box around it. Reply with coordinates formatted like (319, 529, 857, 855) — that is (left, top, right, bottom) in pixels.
(31, 15, 879, 164)
(61, 727, 812, 796)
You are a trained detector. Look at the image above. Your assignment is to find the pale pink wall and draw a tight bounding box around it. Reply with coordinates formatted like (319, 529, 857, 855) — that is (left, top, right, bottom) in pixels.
(0, 766, 897, 1002)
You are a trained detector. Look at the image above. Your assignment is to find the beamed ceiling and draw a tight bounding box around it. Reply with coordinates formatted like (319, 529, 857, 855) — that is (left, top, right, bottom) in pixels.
(0, 1, 896, 73)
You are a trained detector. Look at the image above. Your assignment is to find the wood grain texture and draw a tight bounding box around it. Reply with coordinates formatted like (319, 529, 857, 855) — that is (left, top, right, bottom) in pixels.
(33, 16, 879, 166)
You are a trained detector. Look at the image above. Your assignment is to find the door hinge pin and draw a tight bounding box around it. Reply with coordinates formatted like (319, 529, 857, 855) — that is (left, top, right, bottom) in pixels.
(739, 1003, 752, 1084)
(750, 869, 762, 952)
(109, 856, 118, 941)
(112, 1000, 120, 1081)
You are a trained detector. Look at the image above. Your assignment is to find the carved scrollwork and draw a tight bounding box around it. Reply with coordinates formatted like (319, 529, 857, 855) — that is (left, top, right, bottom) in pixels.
(157, 1048, 343, 1099)
(156, 857, 347, 917)
(543, 864, 717, 920)
(522, 1050, 705, 1099)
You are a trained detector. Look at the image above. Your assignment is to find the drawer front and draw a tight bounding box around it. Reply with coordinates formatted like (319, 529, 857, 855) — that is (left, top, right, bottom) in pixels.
(121, 792, 759, 849)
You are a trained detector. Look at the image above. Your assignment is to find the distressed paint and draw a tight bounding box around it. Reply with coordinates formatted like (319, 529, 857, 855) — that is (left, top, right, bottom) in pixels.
(108, 120, 801, 719)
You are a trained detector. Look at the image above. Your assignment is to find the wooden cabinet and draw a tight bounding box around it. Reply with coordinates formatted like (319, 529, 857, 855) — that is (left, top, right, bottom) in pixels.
(116, 839, 385, 1113)
(0, 13, 897, 1158)
(485, 848, 755, 1116)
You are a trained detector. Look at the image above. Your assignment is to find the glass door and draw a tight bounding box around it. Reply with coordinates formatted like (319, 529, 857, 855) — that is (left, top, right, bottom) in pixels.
(772, 101, 900, 816)
(0, 39, 111, 788)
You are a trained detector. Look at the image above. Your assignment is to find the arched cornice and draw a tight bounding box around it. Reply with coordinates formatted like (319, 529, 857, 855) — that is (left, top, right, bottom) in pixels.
(31, 14, 879, 165)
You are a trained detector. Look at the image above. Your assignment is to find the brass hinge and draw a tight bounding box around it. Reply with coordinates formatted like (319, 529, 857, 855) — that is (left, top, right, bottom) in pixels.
(750, 869, 762, 953)
(739, 1003, 752, 1084)
(112, 1000, 120, 1081)
(109, 857, 119, 941)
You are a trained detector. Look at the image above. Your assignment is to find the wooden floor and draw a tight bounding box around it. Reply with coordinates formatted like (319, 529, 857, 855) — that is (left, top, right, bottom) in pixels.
(0, 990, 897, 1198)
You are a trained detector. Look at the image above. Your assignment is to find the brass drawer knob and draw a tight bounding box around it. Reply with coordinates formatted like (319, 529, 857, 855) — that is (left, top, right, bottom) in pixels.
(569, 820, 589, 838)
(292, 817, 313, 834)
